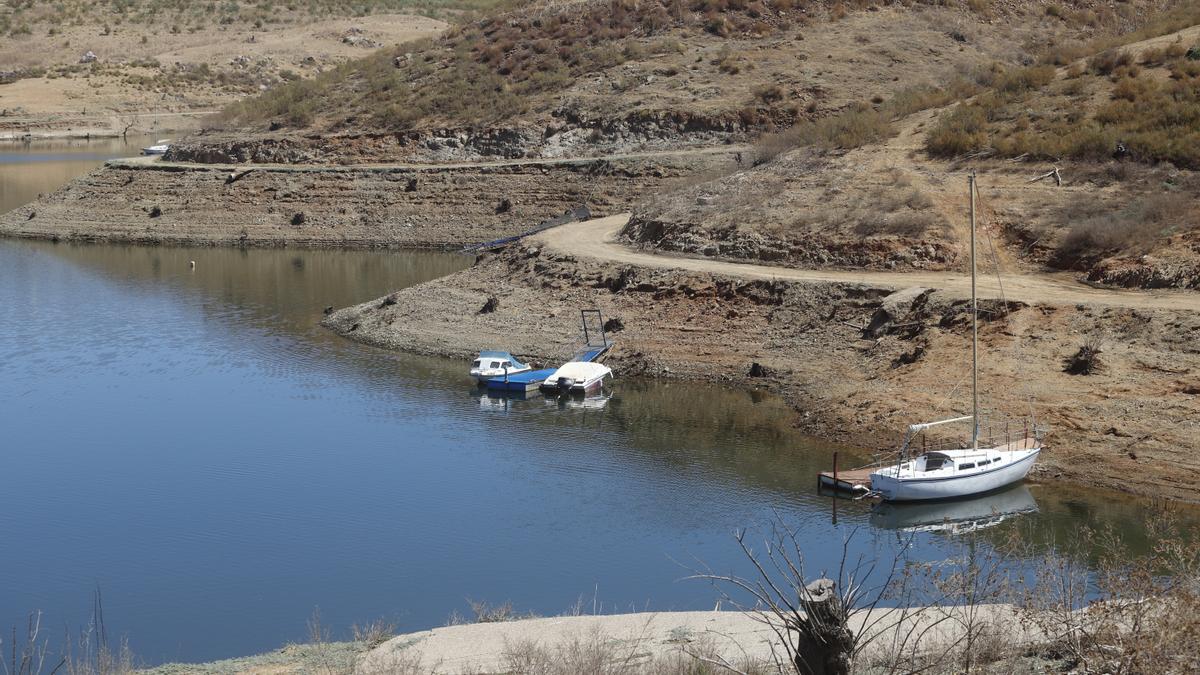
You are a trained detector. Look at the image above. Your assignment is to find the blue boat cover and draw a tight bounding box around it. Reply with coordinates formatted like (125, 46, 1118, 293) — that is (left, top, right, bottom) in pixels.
(485, 368, 556, 390)
(478, 350, 528, 369)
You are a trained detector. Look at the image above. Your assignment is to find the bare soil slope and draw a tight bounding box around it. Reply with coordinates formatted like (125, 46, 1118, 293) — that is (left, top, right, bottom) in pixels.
(184, 0, 1161, 163)
(0, 7, 447, 137)
(622, 17, 1200, 289)
(0, 151, 736, 247)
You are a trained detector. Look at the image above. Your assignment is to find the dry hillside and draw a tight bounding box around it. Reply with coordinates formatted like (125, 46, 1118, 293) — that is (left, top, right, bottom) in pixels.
(623, 5, 1200, 289)
(171, 0, 1178, 162)
(0, 0, 471, 135)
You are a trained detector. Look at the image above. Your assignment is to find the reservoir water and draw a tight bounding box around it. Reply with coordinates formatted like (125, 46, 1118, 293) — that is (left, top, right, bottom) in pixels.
(1, 140, 1196, 665)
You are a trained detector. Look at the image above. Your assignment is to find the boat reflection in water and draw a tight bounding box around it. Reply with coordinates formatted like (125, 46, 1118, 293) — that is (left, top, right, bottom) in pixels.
(556, 393, 612, 411)
(475, 390, 613, 412)
(476, 389, 538, 410)
(869, 483, 1038, 535)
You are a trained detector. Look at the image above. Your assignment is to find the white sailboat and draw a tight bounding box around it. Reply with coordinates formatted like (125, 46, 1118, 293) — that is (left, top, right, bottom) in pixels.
(869, 174, 1044, 502)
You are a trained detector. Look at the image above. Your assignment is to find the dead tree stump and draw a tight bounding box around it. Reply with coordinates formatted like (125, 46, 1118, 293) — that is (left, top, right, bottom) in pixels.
(793, 578, 853, 675)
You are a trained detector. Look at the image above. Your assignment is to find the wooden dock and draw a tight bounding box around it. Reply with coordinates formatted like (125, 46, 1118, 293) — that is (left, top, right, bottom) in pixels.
(818, 468, 873, 493)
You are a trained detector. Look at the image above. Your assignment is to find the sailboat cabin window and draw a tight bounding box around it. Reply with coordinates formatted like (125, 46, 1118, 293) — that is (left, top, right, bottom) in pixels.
(473, 360, 482, 368)
(923, 455, 950, 470)
(978, 459, 991, 466)
(958, 462, 976, 470)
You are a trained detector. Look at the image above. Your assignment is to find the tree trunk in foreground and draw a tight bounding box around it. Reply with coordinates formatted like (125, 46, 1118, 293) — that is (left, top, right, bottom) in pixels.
(794, 578, 854, 675)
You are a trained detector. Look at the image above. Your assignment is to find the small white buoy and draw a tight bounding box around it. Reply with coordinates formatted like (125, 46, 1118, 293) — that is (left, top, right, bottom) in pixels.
(189, 260, 196, 270)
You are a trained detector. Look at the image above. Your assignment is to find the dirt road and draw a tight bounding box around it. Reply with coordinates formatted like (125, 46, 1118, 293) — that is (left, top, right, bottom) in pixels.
(537, 214, 1200, 311)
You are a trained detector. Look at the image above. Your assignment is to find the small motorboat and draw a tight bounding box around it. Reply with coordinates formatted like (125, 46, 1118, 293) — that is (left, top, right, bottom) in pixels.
(485, 368, 555, 393)
(140, 140, 171, 155)
(470, 351, 532, 383)
(539, 361, 612, 395)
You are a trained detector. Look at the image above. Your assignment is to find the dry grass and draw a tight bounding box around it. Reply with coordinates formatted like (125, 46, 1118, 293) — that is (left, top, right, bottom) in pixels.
(501, 628, 775, 674)
(0, 0, 498, 38)
(926, 13, 1200, 167)
(1053, 192, 1191, 266)
(221, 0, 829, 131)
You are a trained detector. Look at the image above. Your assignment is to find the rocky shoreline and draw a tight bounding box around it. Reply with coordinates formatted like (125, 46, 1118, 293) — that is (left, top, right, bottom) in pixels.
(324, 237, 1200, 504)
(0, 151, 735, 248)
(4, 148, 1198, 504)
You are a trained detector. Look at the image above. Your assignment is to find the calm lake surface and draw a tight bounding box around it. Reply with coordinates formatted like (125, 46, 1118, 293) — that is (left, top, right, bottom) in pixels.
(2, 141, 1197, 665)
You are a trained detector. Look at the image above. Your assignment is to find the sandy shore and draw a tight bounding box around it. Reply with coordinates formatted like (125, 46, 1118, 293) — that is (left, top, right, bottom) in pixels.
(144, 605, 1037, 674)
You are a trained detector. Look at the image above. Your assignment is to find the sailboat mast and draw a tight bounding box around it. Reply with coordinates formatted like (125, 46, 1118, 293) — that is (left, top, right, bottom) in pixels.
(969, 173, 979, 449)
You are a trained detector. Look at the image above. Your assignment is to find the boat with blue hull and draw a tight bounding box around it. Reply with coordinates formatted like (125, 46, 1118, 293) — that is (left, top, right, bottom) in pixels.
(485, 368, 557, 393)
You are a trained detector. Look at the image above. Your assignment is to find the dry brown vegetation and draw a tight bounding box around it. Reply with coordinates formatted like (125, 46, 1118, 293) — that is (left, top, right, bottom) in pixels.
(925, 6, 1200, 168)
(221, 0, 827, 130)
(0, 0, 492, 39)
(219, 0, 1152, 134)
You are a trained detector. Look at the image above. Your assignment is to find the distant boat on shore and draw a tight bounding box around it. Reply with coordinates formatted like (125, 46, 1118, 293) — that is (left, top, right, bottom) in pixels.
(140, 140, 171, 155)
(868, 174, 1044, 502)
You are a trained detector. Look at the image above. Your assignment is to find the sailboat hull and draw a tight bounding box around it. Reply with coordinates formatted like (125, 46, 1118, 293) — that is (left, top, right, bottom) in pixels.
(871, 447, 1040, 502)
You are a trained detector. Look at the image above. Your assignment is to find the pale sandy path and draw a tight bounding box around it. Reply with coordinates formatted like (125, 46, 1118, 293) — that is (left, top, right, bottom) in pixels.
(536, 214, 1200, 312)
(356, 606, 1031, 674)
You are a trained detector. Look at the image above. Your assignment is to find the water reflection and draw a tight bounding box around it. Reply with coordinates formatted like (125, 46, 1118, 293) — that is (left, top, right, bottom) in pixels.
(0, 136, 156, 214)
(870, 484, 1039, 534)
(2, 152, 1200, 664)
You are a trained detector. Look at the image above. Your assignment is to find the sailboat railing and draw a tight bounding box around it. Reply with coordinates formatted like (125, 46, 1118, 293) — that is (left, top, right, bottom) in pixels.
(865, 415, 1046, 471)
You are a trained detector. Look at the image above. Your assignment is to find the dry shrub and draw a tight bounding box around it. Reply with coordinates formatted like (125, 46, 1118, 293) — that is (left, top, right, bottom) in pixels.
(1012, 511, 1200, 674)
(754, 83, 785, 103)
(925, 104, 989, 157)
(1089, 49, 1133, 76)
(1054, 193, 1190, 265)
(753, 102, 891, 163)
(966, 0, 992, 18)
(1063, 333, 1105, 375)
(855, 211, 943, 238)
(352, 619, 397, 648)
(1140, 46, 1167, 66)
(502, 628, 772, 674)
(1111, 75, 1157, 102)
(994, 64, 1056, 96)
(467, 599, 534, 623)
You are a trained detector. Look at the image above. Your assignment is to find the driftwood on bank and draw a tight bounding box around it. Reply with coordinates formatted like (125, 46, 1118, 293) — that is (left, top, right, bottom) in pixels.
(1027, 167, 1062, 186)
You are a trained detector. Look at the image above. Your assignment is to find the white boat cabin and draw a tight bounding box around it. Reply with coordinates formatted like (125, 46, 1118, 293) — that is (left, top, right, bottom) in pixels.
(540, 361, 612, 395)
(470, 351, 531, 382)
